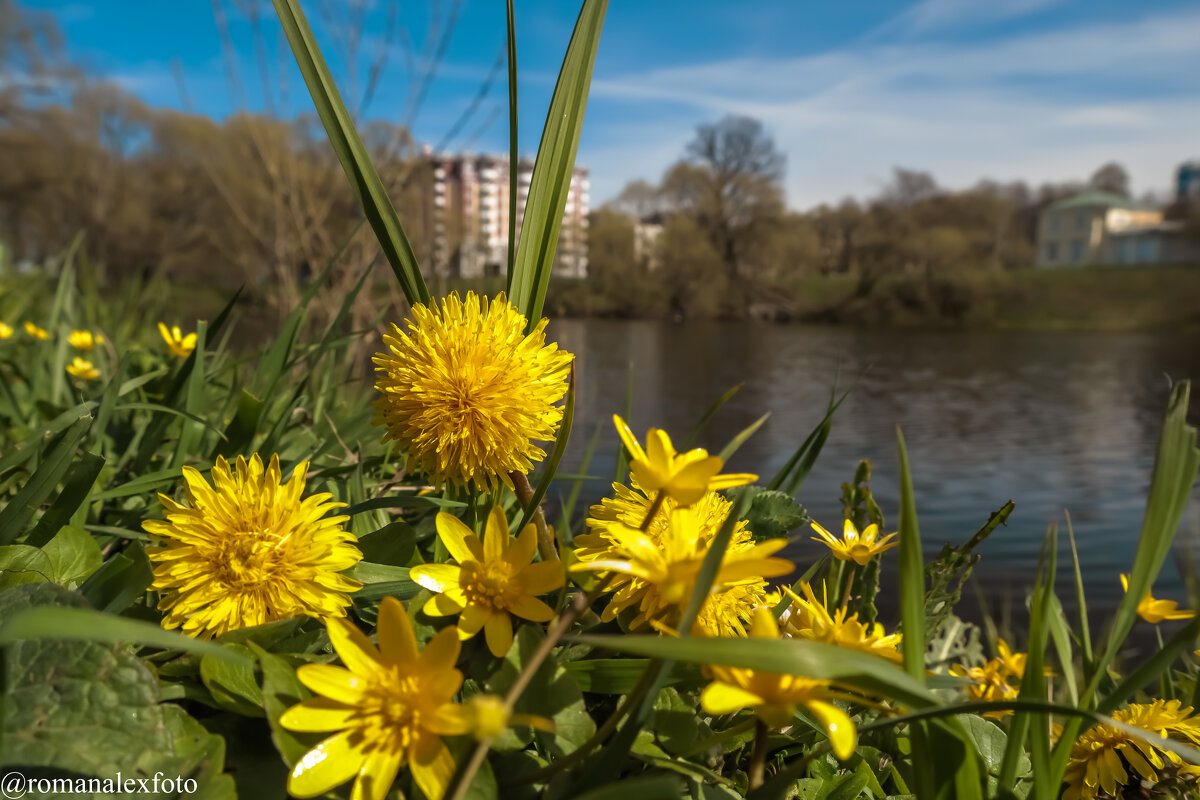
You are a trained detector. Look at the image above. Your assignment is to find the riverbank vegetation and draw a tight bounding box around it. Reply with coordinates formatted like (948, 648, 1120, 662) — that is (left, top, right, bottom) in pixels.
(3, 2, 1200, 799)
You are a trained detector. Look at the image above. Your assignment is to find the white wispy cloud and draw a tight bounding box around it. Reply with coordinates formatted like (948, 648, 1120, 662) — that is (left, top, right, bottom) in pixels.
(584, 5, 1200, 209)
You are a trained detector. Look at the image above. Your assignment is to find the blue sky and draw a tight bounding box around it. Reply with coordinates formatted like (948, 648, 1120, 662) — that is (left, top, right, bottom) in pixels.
(21, 0, 1200, 209)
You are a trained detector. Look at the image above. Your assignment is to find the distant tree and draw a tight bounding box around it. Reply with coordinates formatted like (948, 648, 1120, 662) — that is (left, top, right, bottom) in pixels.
(608, 179, 662, 219)
(1089, 162, 1130, 197)
(881, 167, 939, 207)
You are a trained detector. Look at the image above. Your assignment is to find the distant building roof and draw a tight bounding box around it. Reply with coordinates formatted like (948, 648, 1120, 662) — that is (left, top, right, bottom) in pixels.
(1045, 191, 1157, 212)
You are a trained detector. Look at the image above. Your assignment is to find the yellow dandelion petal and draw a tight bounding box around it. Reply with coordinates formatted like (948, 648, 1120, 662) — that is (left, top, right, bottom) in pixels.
(371, 291, 572, 491)
(144, 454, 362, 639)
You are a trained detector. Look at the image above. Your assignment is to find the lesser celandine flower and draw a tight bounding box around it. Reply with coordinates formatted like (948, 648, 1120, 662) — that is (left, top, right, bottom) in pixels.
(613, 415, 756, 508)
(282, 597, 471, 800)
(68, 329, 103, 350)
(372, 291, 572, 491)
(577, 481, 779, 637)
(949, 639, 1027, 719)
(409, 507, 565, 657)
(780, 582, 902, 663)
(158, 322, 197, 358)
(0, 322, 12, 339)
(24, 321, 49, 340)
(572, 502, 793, 635)
(65, 357, 100, 381)
(700, 607, 858, 760)
(1062, 700, 1200, 800)
(1121, 574, 1195, 624)
(811, 518, 898, 566)
(144, 454, 362, 639)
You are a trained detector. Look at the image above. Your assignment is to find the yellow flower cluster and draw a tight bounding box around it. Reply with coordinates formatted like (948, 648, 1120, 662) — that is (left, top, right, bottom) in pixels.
(949, 639, 1027, 719)
(1063, 700, 1200, 800)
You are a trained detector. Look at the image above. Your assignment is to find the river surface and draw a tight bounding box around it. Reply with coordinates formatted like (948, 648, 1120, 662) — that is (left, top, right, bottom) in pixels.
(548, 319, 1200, 632)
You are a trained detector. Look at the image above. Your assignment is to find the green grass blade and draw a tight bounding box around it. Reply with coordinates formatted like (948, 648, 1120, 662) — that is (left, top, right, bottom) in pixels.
(25, 451, 105, 547)
(1098, 616, 1200, 715)
(0, 606, 250, 666)
(0, 416, 90, 545)
(507, 0, 608, 326)
(896, 428, 926, 681)
(716, 412, 769, 463)
(1065, 510, 1093, 672)
(683, 382, 742, 448)
(768, 385, 849, 495)
(271, 0, 430, 306)
(505, 0, 518, 276)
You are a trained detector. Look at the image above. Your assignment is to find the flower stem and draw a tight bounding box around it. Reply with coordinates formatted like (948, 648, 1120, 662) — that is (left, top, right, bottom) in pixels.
(640, 490, 665, 531)
(446, 581, 606, 800)
(749, 719, 770, 790)
(511, 470, 557, 562)
(840, 563, 857, 610)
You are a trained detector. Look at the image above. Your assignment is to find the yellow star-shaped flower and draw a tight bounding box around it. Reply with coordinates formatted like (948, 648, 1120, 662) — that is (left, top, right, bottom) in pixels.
(158, 322, 197, 358)
(65, 357, 101, 381)
(68, 330, 104, 350)
(613, 415, 756, 508)
(410, 507, 565, 657)
(810, 518, 898, 566)
(1121, 574, 1194, 624)
(700, 606, 858, 760)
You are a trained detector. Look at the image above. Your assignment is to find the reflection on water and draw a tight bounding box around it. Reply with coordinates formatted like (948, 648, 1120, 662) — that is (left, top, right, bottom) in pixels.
(550, 319, 1200, 624)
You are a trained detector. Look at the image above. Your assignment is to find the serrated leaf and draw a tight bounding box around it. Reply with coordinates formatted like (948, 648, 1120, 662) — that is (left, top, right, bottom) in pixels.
(725, 486, 809, 542)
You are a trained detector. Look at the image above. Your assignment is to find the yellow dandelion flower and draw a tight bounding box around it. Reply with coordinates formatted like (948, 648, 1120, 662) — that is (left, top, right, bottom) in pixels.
(810, 518, 898, 566)
(1121, 574, 1194, 624)
(577, 480, 781, 636)
(68, 329, 104, 350)
(24, 321, 49, 340)
(1063, 700, 1200, 800)
(612, 415, 756, 508)
(0, 322, 12, 339)
(65, 357, 101, 381)
(572, 501, 793, 634)
(371, 291, 572, 491)
(700, 607, 858, 760)
(409, 507, 565, 657)
(949, 638, 1026, 719)
(282, 598, 472, 800)
(780, 582, 903, 663)
(158, 322, 197, 358)
(144, 454, 362, 639)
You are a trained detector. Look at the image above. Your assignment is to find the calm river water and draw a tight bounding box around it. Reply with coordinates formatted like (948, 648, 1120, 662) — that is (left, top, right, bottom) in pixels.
(549, 319, 1200, 628)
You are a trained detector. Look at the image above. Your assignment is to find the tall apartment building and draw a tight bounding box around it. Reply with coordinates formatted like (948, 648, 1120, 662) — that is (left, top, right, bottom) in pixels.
(427, 152, 589, 279)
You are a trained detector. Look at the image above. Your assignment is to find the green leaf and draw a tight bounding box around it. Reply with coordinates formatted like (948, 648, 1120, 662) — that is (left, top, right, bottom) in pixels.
(250, 642, 313, 767)
(0, 416, 91, 544)
(79, 540, 154, 613)
(25, 451, 105, 548)
(41, 524, 102, 587)
(564, 658, 693, 694)
(571, 775, 684, 800)
(683, 382, 742, 449)
(0, 544, 53, 588)
(271, 0, 430, 306)
(895, 428, 926, 682)
(200, 642, 264, 716)
(725, 486, 809, 542)
(488, 625, 597, 757)
(507, 0, 608, 326)
(0, 583, 234, 798)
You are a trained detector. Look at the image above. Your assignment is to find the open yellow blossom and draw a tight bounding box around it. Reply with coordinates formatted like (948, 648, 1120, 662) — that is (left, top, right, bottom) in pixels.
(700, 607, 858, 760)
(24, 321, 49, 340)
(1062, 700, 1200, 800)
(811, 518, 898, 566)
(1121, 574, 1194, 624)
(68, 330, 104, 350)
(372, 291, 572, 491)
(65, 357, 100, 381)
(949, 638, 1027, 719)
(572, 501, 793, 634)
(144, 453, 362, 639)
(781, 582, 902, 663)
(409, 507, 565, 657)
(158, 322, 197, 358)
(613, 415, 756, 508)
(282, 598, 472, 800)
(0, 322, 12, 339)
(579, 480, 778, 636)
